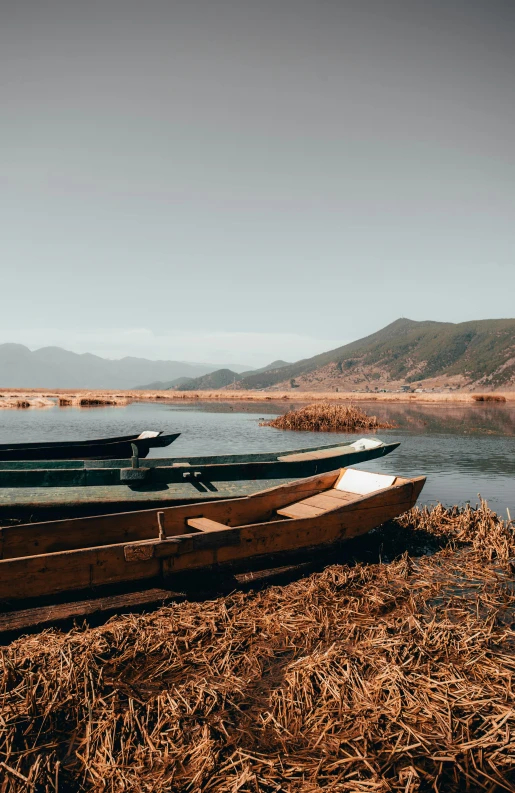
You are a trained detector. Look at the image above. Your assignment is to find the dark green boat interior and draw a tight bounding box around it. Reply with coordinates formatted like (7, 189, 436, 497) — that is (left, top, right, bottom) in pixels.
(0, 439, 372, 470)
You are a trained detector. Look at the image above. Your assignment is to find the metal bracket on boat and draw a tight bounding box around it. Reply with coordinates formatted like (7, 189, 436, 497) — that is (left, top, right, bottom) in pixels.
(183, 470, 203, 480)
(120, 442, 151, 483)
(131, 443, 140, 469)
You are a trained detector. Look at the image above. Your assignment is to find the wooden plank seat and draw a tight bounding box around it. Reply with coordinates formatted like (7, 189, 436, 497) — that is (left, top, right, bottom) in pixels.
(187, 517, 228, 532)
(277, 469, 396, 519)
(277, 489, 358, 518)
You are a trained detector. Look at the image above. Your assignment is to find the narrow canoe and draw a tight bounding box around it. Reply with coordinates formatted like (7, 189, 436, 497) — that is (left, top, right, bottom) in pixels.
(0, 467, 426, 602)
(0, 438, 399, 487)
(0, 439, 400, 523)
(0, 431, 180, 461)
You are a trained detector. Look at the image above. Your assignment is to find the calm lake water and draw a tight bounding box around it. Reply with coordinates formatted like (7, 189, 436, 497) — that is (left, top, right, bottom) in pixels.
(1, 400, 514, 514)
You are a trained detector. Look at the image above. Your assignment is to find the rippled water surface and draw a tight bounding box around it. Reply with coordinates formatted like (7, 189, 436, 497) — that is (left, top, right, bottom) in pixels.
(1, 400, 514, 513)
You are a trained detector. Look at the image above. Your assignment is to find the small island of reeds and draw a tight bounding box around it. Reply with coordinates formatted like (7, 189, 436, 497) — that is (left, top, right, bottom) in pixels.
(261, 400, 396, 431)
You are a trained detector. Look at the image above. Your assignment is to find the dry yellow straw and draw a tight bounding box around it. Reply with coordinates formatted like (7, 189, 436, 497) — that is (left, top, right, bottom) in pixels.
(0, 499, 514, 791)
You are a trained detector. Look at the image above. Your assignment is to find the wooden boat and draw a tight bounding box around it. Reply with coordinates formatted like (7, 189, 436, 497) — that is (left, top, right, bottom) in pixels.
(0, 430, 180, 461)
(0, 439, 400, 523)
(0, 438, 399, 487)
(0, 467, 425, 603)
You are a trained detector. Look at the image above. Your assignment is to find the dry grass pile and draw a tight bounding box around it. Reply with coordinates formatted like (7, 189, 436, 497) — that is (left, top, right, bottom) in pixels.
(58, 394, 129, 407)
(472, 394, 507, 403)
(1, 502, 515, 791)
(261, 401, 396, 431)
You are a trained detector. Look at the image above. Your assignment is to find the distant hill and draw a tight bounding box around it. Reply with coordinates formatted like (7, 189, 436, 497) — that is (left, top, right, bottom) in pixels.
(207, 319, 515, 392)
(132, 376, 195, 391)
(174, 360, 291, 391)
(176, 369, 243, 391)
(0, 344, 251, 389)
(238, 360, 291, 378)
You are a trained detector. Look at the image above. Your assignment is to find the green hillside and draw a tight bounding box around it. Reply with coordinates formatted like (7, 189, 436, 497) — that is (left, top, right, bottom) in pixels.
(238, 360, 291, 378)
(176, 360, 290, 391)
(176, 369, 242, 391)
(235, 318, 515, 390)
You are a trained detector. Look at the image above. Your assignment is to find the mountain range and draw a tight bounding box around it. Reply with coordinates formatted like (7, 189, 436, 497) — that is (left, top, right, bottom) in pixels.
(0, 344, 250, 389)
(174, 318, 515, 392)
(2, 319, 514, 391)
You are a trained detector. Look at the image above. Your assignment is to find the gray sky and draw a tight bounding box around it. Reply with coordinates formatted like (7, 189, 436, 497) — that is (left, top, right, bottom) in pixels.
(1, 0, 514, 366)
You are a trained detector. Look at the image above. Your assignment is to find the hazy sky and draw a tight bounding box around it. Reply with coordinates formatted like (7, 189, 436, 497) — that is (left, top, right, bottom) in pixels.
(1, 0, 514, 366)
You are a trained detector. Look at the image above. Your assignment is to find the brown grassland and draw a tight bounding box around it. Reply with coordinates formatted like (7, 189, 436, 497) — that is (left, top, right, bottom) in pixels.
(1, 501, 515, 791)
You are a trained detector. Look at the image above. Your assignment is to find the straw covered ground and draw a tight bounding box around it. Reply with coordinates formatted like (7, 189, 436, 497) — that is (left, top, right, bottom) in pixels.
(261, 401, 396, 431)
(1, 502, 515, 792)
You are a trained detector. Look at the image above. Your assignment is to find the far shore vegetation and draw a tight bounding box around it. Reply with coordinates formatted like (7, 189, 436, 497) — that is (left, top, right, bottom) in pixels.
(0, 389, 512, 409)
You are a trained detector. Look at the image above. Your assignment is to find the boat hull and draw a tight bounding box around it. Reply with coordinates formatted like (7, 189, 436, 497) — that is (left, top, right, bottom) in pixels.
(0, 432, 180, 461)
(0, 469, 425, 603)
(0, 441, 399, 487)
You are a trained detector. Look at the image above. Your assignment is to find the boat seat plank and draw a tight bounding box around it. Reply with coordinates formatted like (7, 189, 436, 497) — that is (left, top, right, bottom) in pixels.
(276, 502, 326, 519)
(319, 489, 358, 502)
(187, 517, 228, 533)
(276, 487, 360, 519)
(298, 492, 354, 510)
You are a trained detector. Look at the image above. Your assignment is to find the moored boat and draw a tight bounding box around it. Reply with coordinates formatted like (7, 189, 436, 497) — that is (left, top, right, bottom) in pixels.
(0, 437, 398, 487)
(0, 430, 180, 461)
(0, 467, 425, 603)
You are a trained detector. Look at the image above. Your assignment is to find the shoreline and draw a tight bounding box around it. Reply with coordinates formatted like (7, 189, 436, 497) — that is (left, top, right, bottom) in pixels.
(1, 387, 514, 408)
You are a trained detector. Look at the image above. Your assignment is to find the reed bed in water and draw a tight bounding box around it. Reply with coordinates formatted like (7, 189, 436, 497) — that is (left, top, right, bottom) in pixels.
(0, 396, 54, 409)
(1, 501, 515, 791)
(472, 394, 507, 403)
(261, 400, 396, 431)
(58, 394, 129, 407)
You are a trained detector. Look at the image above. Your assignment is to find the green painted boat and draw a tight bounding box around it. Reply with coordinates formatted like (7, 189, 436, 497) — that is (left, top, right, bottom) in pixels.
(0, 438, 399, 523)
(0, 438, 398, 488)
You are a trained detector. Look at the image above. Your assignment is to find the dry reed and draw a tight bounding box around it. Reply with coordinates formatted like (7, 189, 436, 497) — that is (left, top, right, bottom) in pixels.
(472, 394, 507, 403)
(0, 397, 53, 409)
(1, 501, 515, 791)
(58, 395, 129, 407)
(261, 401, 396, 431)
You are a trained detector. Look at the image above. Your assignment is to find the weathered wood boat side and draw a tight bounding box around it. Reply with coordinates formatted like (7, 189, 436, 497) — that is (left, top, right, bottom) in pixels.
(0, 468, 426, 602)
